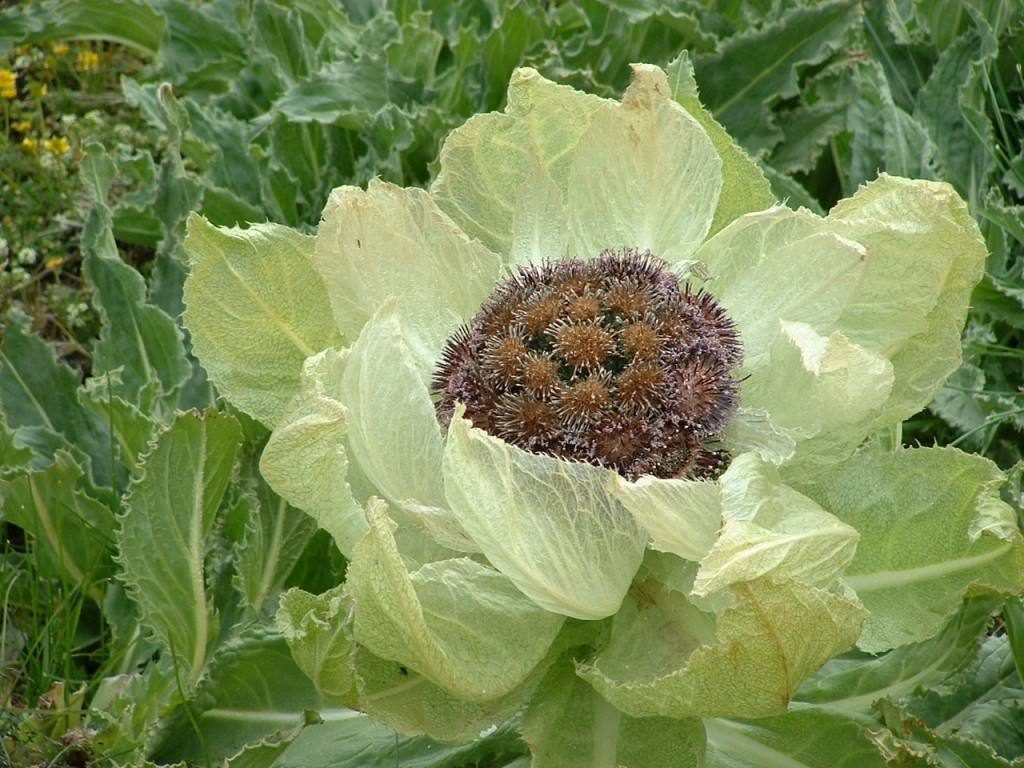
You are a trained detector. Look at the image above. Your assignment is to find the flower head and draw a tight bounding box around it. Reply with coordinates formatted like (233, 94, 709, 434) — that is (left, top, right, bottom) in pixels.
(75, 50, 99, 71)
(182, 59, 1022, 763)
(434, 250, 740, 478)
(0, 68, 16, 99)
(43, 136, 70, 156)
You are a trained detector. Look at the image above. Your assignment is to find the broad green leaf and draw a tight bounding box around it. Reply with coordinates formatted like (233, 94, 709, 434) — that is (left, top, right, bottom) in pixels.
(610, 474, 721, 563)
(339, 304, 445, 509)
(695, 206, 868, 371)
(0, 413, 38, 477)
(149, 627, 329, 764)
(277, 585, 357, 705)
(117, 410, 242, 683)
(0, 451, 115, 600)
(827, 175, 987, 432)
(431, 67, 608, 259)
(694, 454, 859, 596)
(78, 376, 156, 473)
(0, 0, 165, 54)
(225, 714, 528, 768)
(665, 53, 774, 235)
(234, 474, 318, 617)
(347, 498, 563, 700)
(844, 59, 937, 191)
(693, 0, 861, 153)
(314, 180, 501, 371)
(769, 101, 847, 176)
(902, 634, 1024, 762)
(0, 312, 114, 486)
(82, 145, 190, 409)
(704, 706, 885, 768)
(444, 408, 647, 620)
(915, 20, 997, 207)
(260, 348, 366, 558)
(567, 64, 722, 263)
(796, 596, 1000, 714)
(795, 446, 1024, 652)
(521, 655, 706, 768)
(870, 698, 1018, 768)
(182, 215, 343, 427)
(580, 578, 865, 719)
(270, 56, 420, 128)
(353, 644, 542, 744)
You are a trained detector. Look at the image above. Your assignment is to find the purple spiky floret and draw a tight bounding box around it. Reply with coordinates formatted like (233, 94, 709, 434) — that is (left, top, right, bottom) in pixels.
(432, 249, 743, 480)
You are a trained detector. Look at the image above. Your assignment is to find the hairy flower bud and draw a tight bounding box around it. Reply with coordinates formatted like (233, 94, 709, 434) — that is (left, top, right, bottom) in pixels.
(433, 250, 742, 479)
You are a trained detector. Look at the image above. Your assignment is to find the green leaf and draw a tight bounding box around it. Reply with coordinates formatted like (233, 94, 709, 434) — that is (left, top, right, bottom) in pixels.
(795, 446, 1024, 652)
(149, 626, 329, 764)
(314, 180, 501, 372)
(915, 19, 997, 206)
(183, 214, 344, 427)
(347, 498, 563, 701)
(0, 451, 115, 600)
(665, 52, 775, 235)
(277, 585, 357, 705)
(234, 473, 318, 617)
(444, 407, 647, 620)
(225, 714, 528, 768)
(844, 59, 937, 191)
(796, 596, 1001, 714)
(0, 0, 165, 54)
(901, 634, 1024, 762)
(693, 0, 861, 153)
(704, 706, 886, 768)
(769, 101, 847, 176)
(117, 410, 242, 683)
(521, 655, 706, 768)
(0, 413, 38, 477)
(579, 577, 865, 719)
(0, 312, 114, 487)
(260, 348, 365, 558)
(82, 144, 191, 409)
(78, 376, 156, 473)
(269, 56, 421, 128)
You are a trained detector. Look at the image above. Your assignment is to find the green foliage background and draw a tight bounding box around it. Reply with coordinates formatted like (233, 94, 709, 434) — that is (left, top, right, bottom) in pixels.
(0, 0, 1022, 766)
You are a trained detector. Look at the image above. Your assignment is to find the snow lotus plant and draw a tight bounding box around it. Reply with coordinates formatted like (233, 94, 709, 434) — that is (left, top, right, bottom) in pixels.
(182, 56, 1024, 766)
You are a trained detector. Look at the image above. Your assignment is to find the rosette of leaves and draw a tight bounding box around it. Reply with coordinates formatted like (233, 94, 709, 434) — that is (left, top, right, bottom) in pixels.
(181, 57, 1024, 766)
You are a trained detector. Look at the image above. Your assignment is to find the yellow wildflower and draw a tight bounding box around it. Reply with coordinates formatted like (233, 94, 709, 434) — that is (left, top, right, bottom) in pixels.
(76, 50, 100, 71)
(51, 42, 69, 55)
(21, 137, 38, 153)
(0, 69, 15, 99)
(45, 257, 65, 271)
(43, 136, 71, 155)
(12, 120, 32, 133)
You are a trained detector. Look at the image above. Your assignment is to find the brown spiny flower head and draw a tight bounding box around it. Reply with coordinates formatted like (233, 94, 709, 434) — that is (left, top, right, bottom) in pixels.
(433, 249, 742, 480)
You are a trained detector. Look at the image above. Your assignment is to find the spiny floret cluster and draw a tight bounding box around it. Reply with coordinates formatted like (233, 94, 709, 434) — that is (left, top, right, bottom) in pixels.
(433, 250, 742, 479)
